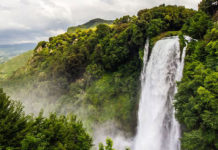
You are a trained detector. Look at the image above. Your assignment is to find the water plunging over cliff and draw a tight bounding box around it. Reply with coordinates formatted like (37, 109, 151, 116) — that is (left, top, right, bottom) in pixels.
(134, 36, 190, 150)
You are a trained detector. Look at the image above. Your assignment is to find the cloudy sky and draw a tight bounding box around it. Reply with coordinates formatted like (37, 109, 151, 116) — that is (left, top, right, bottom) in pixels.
(0, 0, 201, 45)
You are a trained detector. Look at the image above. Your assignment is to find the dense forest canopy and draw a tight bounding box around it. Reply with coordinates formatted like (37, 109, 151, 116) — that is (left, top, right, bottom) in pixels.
(198, 0, 218, 16)
(0, 0, 217, 149)
(175, 17, 218, 150)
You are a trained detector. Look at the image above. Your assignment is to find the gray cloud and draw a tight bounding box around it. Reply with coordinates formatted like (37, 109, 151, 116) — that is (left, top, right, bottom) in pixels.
(0, 0, 201, 45)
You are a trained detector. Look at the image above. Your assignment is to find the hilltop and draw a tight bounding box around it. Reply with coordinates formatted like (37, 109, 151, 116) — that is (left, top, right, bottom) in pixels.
(67, 18, 113, 33)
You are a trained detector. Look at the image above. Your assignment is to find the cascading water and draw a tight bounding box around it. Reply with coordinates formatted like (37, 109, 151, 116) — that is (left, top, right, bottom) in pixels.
(134, 36, 190, 150)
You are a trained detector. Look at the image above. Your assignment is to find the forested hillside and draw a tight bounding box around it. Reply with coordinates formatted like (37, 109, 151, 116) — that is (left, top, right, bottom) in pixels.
(175, 6, 218, 150)
(1, 5, 195, 132)
(0, 0, 217, 149)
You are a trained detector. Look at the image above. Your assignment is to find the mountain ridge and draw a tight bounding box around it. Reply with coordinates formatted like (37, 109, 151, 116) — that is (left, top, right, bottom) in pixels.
(67, 18, 113, 33)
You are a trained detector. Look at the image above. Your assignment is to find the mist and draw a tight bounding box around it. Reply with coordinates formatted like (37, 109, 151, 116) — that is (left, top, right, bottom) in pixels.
(93, 121, 133, 149)
(3, 79, 133, 150)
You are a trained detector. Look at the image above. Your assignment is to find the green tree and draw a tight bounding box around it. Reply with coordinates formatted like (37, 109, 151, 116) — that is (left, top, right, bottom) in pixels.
(96, 24, 111, 39)
(114, 15, 132, 25)
(21, 113, 93, 150)
(0, 89, 93, 150)
(175, 25, 218, 150)
(198, 0, 218, 16)
(0, 88, 30, 149)
(147, 19, 166, 37)
(98, 138, 130, 150)
(98, 138, 115, 150)
(182, 11, 213, 39)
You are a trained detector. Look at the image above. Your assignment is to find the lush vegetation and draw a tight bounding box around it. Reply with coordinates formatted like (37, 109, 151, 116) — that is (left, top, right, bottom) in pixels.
(175, 7, 218, 150)
(0, 5, 196, 135)
(98, 138, 130, 150)
(198, 0, 217, 16)
(0, 0, 217, 149)
(67, 18, 113, 33)
(0, 88, 92, 150)
(1, 5, 196, 133)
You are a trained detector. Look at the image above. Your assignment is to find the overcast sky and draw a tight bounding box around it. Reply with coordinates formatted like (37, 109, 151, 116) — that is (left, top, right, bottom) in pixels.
(0, 0, 201, 45)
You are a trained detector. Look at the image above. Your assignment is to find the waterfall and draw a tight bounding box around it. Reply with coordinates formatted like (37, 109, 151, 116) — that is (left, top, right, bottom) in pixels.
(134, 36, 190, 150)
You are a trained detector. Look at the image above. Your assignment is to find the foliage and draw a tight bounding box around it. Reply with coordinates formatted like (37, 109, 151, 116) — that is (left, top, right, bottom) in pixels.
(198, 0, 218, 16)
(56, 57, 141, 133)
(0, 88, 30, 149)
(113, 15, 132, 25)
(98, 138, 130, 150)
(21, 5, 195, 82)
(96, 24, 111, 39)
(0, 89, 92, 150)
(98, 138, 115, 150)
(149, 31, 180, 50)
(182, 11, 213, 39)
(84, 61, 140, 131)
(137, 5, 195, 34)
(147, 19, 166, 37)
(175, 24, 218, 150)
(21, 113, 92, 150)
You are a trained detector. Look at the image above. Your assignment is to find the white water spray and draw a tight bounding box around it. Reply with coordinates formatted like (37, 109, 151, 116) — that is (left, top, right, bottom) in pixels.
(134, 36, 190, 150)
